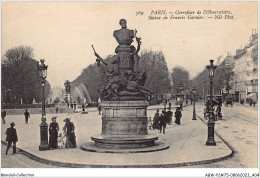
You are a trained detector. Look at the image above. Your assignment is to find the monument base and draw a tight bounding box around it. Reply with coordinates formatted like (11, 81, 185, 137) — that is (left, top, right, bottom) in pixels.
(81, 100, 169, 153)
(81, 135, 169, 153)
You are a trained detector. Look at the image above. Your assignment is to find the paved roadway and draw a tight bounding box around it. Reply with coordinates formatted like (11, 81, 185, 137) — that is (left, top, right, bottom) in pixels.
(184, 102, 258, 168)
(1, 145, 59, 168)
(1, 102, 258, 168)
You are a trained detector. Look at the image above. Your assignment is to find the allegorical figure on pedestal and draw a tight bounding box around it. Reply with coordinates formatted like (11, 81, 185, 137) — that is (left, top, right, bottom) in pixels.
(92, 19, 152, 101)
(64, 80, 71, 94)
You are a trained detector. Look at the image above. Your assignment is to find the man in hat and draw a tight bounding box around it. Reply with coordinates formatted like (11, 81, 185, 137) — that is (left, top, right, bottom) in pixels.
(5, 122, 18, 155)
(159, 110, 167, 134)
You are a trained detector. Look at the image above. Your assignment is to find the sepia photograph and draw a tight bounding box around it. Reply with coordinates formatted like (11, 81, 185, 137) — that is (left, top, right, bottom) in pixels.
(1, 1, 259, 177)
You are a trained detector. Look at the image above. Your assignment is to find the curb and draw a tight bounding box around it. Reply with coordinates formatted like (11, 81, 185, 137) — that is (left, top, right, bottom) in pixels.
(1, 115, 234, 168)
(196, 114, 236, 156)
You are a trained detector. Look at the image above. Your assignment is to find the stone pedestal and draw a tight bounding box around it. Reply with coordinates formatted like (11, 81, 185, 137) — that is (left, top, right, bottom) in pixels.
(81, 100, 169, 153)
(39, 121, 49, 151)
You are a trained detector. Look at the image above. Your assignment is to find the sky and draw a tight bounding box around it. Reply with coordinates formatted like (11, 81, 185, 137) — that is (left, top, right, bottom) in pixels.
(2, 1, 258, 88)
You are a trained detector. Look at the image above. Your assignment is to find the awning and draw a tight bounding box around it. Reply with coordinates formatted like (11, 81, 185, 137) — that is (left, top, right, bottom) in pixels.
(246, 93, 257, 100)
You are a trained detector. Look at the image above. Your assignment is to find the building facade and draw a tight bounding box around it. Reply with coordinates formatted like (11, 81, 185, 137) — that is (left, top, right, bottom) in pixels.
(231, 30, 258, 102)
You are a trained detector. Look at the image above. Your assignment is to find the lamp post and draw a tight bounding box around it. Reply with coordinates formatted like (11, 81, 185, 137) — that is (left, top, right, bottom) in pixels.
(206, 60, 217, 146)
(192, 87, 197, 120)
(179, 84, 183, 110)
(38, 59, 49, 151)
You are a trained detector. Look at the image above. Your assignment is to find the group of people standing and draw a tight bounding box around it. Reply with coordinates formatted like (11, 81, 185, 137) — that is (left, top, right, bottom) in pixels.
(49, 117, 77, 149)
(152, 107, 182, 134)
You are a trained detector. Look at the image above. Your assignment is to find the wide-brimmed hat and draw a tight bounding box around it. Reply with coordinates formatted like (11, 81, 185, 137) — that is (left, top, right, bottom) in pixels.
(51, 116, 57, 121)
(63, 118, 70, 122)
(10, 122, 15, 127)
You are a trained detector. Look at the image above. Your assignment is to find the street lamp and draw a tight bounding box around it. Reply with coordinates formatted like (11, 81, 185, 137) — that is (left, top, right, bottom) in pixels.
(179, 84, 183, 110)
(192, 87, 197, 120)
(206, 59, 217, 146)
(38, 59, 49, 151)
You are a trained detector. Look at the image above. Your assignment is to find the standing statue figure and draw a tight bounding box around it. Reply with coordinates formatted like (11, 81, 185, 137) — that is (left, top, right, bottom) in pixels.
(92, 19, 152, 101)
(64, 80, 71, 94)
(113, 19, 142, 73)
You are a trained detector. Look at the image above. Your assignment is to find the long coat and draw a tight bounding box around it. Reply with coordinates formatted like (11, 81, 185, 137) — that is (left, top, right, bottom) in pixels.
(5, 127, 18, 142)
(49, 122, 59, 149)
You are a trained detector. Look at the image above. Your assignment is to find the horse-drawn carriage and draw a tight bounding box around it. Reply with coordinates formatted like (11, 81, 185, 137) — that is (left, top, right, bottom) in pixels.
(204, 95, 223, 120)
(224, 96, 234, 107)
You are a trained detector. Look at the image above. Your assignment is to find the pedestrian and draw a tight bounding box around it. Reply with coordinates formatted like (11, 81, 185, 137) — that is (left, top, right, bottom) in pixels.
(2, 110, 6, 124)
(57, 133, 65, 149)
(49, 116, 59, 149)
(152, 109, 160, 130)
(73, 103, 76, 110)
(186, 100, 188, 106)
(253, 100, 256, 107)
(166, 108, 173, 124)
(168, 102, 171, 109)
(82, 104, 85, 111)
(180, 103, 183, 111)
(191, 99, 192, 105)
(70, 103, 73, 109)
(250, 99, 253, 106)
(56, 106, 59, 114)
(5, 122, 18, 155)
(159, 110, 167, 134)
(63, 118, 77, 148)
(98, 105, 102, 115)
(174, 107, 182, 125)
(24, 109, 30, 124)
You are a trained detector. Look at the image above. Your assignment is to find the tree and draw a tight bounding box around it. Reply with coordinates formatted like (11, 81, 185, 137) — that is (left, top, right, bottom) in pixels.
(71, 50, 172, 102)
(139, 50, 172, 94)
(2, 45, 51, 105)
(170, 66, 191, 94)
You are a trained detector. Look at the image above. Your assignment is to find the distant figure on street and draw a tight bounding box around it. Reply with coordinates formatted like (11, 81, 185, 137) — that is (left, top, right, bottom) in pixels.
(63, 118, 77, 148)
(98, 105, 102, 115)
(159, 110, 167, 134)
(82, 104, 85, 111)
(73, 103, 76, 110)
(2, 110, 6, 124)
(49, 116, 59, 149)
(168, 102, 171, 109)
(174, 107, 182, 125)
(5, 122, 18, 155)
(166, 108, 173, 124)
(24, 109, 30, 124)
(191, 99, 192, 105)
(152, 109, 160, 130)
(70, 103, 73, 109)
(250, 99, 253, 106)
(186, 100, 188, 106)
(56, 106, 59, 114)
(253, 100, 256, 107)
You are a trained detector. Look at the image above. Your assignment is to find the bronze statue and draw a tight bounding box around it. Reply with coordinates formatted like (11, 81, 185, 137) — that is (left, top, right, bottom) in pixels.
(64, 80, 71, 94)
(92, 19, 152, 101)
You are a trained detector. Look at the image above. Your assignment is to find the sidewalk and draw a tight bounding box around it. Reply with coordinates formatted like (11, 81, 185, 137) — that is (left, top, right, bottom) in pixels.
(1, 105, 232, 168)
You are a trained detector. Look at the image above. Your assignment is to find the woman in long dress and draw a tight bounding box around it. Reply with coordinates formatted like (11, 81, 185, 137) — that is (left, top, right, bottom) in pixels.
(63, 118, 77, 148)
(174, 107, 182, 125)
(49, 116, 59, 149)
